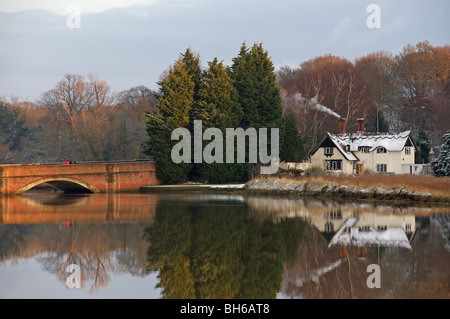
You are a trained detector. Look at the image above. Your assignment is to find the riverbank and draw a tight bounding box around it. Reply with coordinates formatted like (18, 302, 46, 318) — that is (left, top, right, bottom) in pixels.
(245, 176, 450, 204)
(140, 175, 450, 204)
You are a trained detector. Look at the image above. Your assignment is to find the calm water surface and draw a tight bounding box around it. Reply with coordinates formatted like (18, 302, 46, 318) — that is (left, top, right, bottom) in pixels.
(1, 192, 449, 299)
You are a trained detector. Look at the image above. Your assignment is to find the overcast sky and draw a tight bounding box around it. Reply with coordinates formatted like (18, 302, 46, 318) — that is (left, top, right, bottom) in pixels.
(0, 0, 448, 101)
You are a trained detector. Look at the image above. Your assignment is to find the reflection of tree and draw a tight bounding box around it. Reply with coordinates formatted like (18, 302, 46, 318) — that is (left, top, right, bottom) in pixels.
(144, 205, 195, 298)
(190, 206, 245, 299)
(2, 223, 151, 294)
(35, 224, 114, 293)
(0, 225, 32, 261)
(236, 221, 285, 299)
(143, 202, 307, 299)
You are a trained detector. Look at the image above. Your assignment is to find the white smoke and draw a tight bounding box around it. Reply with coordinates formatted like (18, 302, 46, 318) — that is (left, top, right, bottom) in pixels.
(288, 93, 341, 119)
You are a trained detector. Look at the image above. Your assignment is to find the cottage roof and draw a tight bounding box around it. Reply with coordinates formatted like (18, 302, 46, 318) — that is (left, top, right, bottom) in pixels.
(326, 130, 414, 160)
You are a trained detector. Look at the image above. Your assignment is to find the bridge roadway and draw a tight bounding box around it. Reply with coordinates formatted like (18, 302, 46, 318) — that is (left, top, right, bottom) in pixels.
(0, 160, 160, 196)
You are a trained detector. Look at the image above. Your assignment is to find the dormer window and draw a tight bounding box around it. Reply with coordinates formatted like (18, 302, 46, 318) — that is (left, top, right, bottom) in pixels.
(324, 147, 334, 155)
(376, 147, 387, 153)
(359, 146, 370, 153)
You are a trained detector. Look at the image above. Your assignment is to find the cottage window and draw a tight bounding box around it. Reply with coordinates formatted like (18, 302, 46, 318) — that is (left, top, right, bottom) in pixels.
(324, 147, 334, 155)
(376, 147, 387, 153)
(326, 211, 342, 219)
(325, 160, 342, 171)
(377, 225, 387, 231)
(359, 146, 370, 153)
(405, 147, 411, 155)
(376, 164, 387, 173)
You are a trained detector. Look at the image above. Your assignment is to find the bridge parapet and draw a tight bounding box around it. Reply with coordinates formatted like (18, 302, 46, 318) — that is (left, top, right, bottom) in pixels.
(0, 161, 160, 196)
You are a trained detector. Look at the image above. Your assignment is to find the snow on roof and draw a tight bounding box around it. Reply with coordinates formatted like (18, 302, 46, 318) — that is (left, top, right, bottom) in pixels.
(327, 134, 358, 161)
(329, 227, 412, 249)
(328, 130, 412, 160)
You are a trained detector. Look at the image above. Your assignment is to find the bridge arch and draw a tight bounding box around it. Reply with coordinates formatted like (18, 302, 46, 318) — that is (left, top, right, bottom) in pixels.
(14, 177, 100, 195)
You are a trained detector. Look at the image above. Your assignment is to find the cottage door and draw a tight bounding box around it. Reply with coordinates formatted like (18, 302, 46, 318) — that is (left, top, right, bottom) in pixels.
(357, 164, 363, 175)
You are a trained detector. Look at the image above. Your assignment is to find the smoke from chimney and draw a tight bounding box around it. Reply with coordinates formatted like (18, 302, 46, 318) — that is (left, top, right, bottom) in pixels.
(286, 93, 341, 118)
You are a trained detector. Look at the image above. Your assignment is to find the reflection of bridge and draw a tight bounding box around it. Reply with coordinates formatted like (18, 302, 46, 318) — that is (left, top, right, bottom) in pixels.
(0, 160, 160, 195)
(0, 193, 158, 224)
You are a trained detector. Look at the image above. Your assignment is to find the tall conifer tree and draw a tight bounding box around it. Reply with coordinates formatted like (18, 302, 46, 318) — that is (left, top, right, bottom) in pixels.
(181, 48, 202, 101)
(144, 54, 195, 184)
(193, 58, 242, 129)
(231, 43, 283, 130)
(231, 43, 283, 177)
(193, 58, 247, 182)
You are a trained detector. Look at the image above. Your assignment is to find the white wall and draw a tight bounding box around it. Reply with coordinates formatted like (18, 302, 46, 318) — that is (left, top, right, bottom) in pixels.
(311, 146, 416, 175)
(311, 147, 353, 174)
(353, 151, 373, 173)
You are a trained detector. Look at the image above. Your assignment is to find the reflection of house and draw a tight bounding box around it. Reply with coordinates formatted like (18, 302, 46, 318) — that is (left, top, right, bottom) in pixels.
(261, 199, 423, 297)
(258, 198, 417, 244)
(303, 208, 416, 249)
(319, 209, 416, 251)
(310, 118, 417, 174)
(327, 217, 413, 250)
(260, 197, 416, 251)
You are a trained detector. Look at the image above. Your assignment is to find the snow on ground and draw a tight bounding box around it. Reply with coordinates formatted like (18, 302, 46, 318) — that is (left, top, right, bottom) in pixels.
(201, 184, 246, 189)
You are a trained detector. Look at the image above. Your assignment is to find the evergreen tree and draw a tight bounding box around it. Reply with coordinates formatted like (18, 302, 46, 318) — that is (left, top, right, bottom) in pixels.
(144, 55, 195, 184)
(231, 43, 259, 128)
(192, 58, 242, 129)
(157, 60, 195, 127)
(231, 43, 284, 178)
(181, 48, 202, 102)
(431, 131, 450, 177)
(280, 115, 306, 162)
(374, 108, 389, 132)
(415, 129, 431, 164)
(231, 43, 283, 129)
(145, 44, 284, 184)
(192, 58, 248, 182)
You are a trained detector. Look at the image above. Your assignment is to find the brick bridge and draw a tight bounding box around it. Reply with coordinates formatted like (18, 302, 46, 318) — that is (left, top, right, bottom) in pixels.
(0, 160, 160, 196)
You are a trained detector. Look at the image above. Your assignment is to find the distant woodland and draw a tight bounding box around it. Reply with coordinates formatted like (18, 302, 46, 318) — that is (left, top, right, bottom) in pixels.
(1, 41, 449, 171)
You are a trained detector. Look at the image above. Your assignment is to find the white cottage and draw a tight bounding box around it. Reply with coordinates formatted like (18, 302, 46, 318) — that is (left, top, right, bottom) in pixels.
(310, 118, 417, 174)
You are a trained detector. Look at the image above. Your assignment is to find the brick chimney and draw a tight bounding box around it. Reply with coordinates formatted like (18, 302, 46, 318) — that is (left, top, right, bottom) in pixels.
(339, 118, 346, 133)
(357, 118, 365, 133)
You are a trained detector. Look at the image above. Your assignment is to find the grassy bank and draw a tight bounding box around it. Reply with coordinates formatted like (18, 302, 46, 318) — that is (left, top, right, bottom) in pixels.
(308, 174, 450, 198)
(246, 175, 450, 204)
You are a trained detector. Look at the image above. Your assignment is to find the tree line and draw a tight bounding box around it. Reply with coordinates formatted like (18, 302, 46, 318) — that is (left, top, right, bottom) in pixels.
(144, 44, 304, 184)
(278, 41, 449, 164)
(1, 41, 448, 177)
(1, 77, 158, 164)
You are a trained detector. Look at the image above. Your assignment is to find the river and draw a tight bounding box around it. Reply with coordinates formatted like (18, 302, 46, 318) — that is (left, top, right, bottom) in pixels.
(1, 192, 449, 299)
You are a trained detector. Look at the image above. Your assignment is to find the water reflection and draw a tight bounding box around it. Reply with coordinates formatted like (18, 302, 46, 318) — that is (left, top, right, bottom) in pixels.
(1, 192, 158, 224)
(0, 193, 449, 298)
